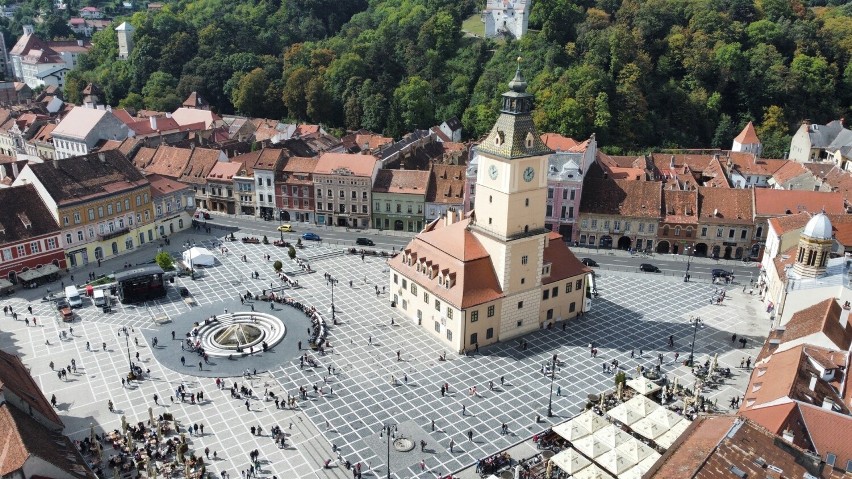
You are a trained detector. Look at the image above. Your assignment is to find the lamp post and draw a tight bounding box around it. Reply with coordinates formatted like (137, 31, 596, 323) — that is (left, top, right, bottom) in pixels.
(328, 276, 337, 324)
(546, 353, 558, 417)
(122, 326, 132, 375)
(379, 423, 397, 479)
(684, 246, 693, 282)
(687, 316, 703, 367)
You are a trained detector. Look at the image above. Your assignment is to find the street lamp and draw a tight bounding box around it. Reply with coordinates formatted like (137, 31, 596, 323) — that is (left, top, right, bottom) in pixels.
(328, 276, 338, 325)
(121, 326, 132, 376)
(684, 246, 693, 282)
(379, 423, 398, 479)
(546, 353, 558, 417)
(687, 316, 703, 367)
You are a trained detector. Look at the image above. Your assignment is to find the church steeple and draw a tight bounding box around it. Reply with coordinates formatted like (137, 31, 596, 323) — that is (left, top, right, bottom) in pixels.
(477, 58, 552, 159)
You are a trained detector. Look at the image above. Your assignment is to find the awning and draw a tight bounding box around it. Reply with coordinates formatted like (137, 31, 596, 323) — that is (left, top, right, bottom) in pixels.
(646, 407, 684, 429)
(573, 435, 611, 459)
(594, 424, 632, 449)
(17, 264, 60, 282)
(626, 376, 662, 395)
(552, 419, 593, 442)
(622, 395, 660, 417)
(0, 279, 13, 290)
(572, 463, 615, 479)
(596, 448, 636, 475)
(630, 417, 667, 440)
(617, 439, 658, 463)
(607, 402, 644, 426)
(549, 448, 590, 475)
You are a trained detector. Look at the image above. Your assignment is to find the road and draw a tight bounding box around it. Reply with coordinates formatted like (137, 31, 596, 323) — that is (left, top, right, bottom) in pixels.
(201, 214, 760, 282)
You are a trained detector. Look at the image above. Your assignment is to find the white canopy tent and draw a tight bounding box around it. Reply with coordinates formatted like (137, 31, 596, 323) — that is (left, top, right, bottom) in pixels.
(646, 406, 684, 429)
(596, 448, 636, 475)
(655, 417, 691, 449)
(549, 448, 591, 475)
(606, 402, 644, 426)
(552, 419, 593, 442)
(182, 247, 215, 267)
(595, 424, 632, 449)
(572, 463, 615, 479)
(626, 376, 661, 395)
(630, 416, 667, 441)
(573, 435, 611, 459)
(623, 395, 660, 417)
(617, 438, 658, 464)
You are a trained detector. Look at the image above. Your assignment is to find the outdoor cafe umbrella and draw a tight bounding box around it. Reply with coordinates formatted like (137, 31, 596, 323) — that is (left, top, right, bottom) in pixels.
(113, 465, 120, 479)
(655, 418, 691, 449)
(617, 438, 658, 463)
(607, 402, 643, 426)
(549, 448, 591, 475)
(629, 417, 666, 441)
(646, 406, 684, 429)
(626, 376, 661, 395)
(596, 448, 637, 475)
(595, 424, 632, 449)
(573, 434, 612, 459)
(572, 410, 608, 435)
(121, 415, 128, 433)
(572, 463, 615, 479)
(624, 395, 660, 417)
(552, 420, 592, 442)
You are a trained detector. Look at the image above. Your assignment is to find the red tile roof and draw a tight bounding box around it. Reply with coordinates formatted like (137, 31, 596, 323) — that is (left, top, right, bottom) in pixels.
(540, 133, 578, 151)
(0, 350, 62, 429)
(697, 187, 753, 225)
(662, 189, 698, 224)
(373, 169, 431, 195)
(778, 298, 852, 352)
(390, 216, 503, 309)
(207, 161, 241, 181)
(426, 164, 466, 204)
(734, 121, 760, 144)
(178, 148, 221, 185)
(314, 152, 379, 177)
(579, 177, 661, 218)
(141, 145, 192, 178)
(542, 231, 591, 284)
(146, 173, 189, 196)
(772, 161, 811, 185)
(648, 415, 738, 479)
(754, 189, 846, 216)
(281, 156, 319, 175)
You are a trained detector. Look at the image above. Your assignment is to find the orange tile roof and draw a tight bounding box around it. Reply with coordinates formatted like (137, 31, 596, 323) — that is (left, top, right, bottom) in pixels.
(543, 231, 591, 284)
(647, 415, 738, 479)
(0, 350, 63, 428)
(697, 187, 753, 224)
(767, 212, 811, 236)
(354, 133, 392, 150)
(281, 156, 319, 175)
(373, 169, 431, 195)
(390, 217, 503, 309)
(772, 161, 811, 185)
(662, 189, 698, 224)
(314, 152, 379, 177)
(780, 298, 852, 352)
(540, 133, 578, 151)
(734, 121, 760, 144)
(754, 189, 846, 216)
(178, 148, 220, 185)
(143, 145, 192, 178)
(426, 164, 466, 204)
(146, 173, 189, 196)
(579, 177, 661, 217)
(207, 161, 241, 181)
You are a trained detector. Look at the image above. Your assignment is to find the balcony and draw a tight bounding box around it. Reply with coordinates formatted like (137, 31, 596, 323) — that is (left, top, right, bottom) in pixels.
(98, 227, 130, 241)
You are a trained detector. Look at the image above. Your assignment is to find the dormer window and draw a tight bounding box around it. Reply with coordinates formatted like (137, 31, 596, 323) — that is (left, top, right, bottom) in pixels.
(525, 132, 534, 148)
(494, 131, 504, 146)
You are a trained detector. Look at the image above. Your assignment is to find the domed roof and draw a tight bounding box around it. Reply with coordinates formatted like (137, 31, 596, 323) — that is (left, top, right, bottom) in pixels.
(803, 213, 833, 240)
(508, 57, 527, 93)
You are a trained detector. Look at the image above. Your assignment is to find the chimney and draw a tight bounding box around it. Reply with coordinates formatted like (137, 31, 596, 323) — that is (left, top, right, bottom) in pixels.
(77, 39, 83, 47)
(98, 152, 106, 162)
(11, 161, 18, 177)
(809, 375, 818, 391)
(841, 301, 850, 328)
(52, 159, 59, 169)
(782, 429, 794, 444)
(445, 208, 455, 226)
(150, 115, 157, 131)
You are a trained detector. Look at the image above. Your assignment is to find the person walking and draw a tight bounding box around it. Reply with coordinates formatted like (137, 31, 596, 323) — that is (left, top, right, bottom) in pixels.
(461, 404, 466, 415)
(467, 430, 473, 442)
(449, 438, 455, 453)
(153, 394, 159, 405)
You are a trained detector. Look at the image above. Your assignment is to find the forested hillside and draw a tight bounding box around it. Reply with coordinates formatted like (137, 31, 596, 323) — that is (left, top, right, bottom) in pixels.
(19, 0, 852, 155)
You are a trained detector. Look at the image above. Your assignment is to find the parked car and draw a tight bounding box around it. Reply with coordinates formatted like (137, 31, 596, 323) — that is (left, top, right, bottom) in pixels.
(302, 232, 321, 241)
(581, 258, 598, 267)
(356, 237, 375, 246)
(712, 269, 733, 278)
(194, 211, 211, 220)
(277, 224, 293, 232)
(639, 263, 660, 273)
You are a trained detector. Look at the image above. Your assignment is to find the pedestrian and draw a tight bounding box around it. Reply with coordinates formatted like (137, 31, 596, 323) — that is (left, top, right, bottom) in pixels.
(420, 459, 426, 471)
(181, 356, 185, 366)
(86, 341, 90, 351)
(205, 447, 210, 459)
(461, 404, 466, 415)
(449, 438, 455, 453)
(500, 376, 505, 386)
(245, 399, 250, 411)
(556, 386, 561, 396)
(431, 419, 435, 431)
(731, 333, 737, 343)
(468, 430, 473, 441)
(153, 394, 159, 405)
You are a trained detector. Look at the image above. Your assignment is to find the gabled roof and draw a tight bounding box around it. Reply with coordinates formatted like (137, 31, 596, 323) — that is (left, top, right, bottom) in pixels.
(540, 133, 578, 152)
(390, 216, 503, 309)
(24, 150, 146, 204)
(170, 107, 220, 129)
(697, 187, 753, 225)
(777, 298, 852, 352)
(753, 189, 846, 217)
(280, 156, 319, 175)
(141, 145, 191, 178)
(542, 231, 591, 284)
(52, 107, 122, 140)
(661, 189, 698, 224)
(0, 349, 63, 428)
(579, 177, 661, 218)
(314, 152, 379, 177)
(372, 169, 430, 195)
(206, 160, 241, 182)
(178, 149, 220, 185)
(0, 184, 59, 242)
(0, 404, 96, 478)
(182, 91, 207, 109)
(146, 173, 189, 196)
(442, 116, 462, 131)
(733, 121, 760, 145)
(426, 164, 466, 204)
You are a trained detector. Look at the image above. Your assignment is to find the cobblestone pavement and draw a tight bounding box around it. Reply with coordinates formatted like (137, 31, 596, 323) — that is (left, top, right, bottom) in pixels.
(0, 230, 766, 479)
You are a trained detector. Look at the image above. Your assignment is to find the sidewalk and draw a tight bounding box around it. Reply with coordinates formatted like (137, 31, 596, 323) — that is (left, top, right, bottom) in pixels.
(572, 244, 752, 268)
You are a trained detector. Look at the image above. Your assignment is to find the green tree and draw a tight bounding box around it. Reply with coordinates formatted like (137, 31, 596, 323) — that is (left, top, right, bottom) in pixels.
(141, 72, 181, 111)
(756, 105, 791, 158)
(282, 67, 311, 120)
(119, 92, 145, 110)
(231, 68, 270, 117)
(287, 245, 296, 260)
(155, 251, 174, 271)
(273, 260, 283, 272)
(392, 76, 434, 134)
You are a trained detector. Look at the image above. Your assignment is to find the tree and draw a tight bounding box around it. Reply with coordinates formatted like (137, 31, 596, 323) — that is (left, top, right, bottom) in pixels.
(231, 68, 270, 117)
(155, 252, 174, 271)
(392, 76, 434, 134)
(141, 72, 181, 111)
(756, 105, 791, 158)
(282, 67, 311, 120)
(287, 245, 296, 260)
(119, 92, 145, 110)
(273, 260, 283, 272)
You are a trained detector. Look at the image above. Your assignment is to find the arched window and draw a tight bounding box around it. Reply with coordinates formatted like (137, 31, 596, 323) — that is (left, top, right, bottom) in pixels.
(662, 225, 670, 236)
(674, 226, 681, 236)
(756, 226, 763, 238)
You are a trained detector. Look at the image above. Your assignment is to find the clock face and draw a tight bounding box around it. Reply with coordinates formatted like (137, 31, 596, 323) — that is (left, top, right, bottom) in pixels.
(488, 164, 498, 180)
(523, 166, 535, 182)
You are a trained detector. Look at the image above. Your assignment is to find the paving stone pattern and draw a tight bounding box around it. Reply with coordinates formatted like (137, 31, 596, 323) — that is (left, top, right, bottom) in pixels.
(0, 231, 766, 479)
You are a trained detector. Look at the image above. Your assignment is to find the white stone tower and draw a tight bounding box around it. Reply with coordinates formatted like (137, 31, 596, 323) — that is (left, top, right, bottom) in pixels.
(792, 213, 833, 278)
(115, 22, 134, 60)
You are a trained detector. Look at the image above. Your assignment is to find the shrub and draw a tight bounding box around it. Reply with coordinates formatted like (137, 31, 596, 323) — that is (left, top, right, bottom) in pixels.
(288, 245, 296, 260)
(155, 251, 174, 271)
(273, 260, 283, 272)
(262, 235, 269, 244)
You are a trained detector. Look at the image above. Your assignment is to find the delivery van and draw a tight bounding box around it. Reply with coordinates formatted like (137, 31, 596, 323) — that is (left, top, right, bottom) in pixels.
(93, 289, 106, 306)
(65, 285, 82, 308)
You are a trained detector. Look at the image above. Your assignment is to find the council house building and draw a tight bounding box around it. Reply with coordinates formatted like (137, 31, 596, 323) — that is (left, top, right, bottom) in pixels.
(388, 66, 591, 353)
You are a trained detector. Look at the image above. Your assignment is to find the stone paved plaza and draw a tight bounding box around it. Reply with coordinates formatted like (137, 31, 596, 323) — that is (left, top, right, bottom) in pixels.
(0, 230, 767, 479)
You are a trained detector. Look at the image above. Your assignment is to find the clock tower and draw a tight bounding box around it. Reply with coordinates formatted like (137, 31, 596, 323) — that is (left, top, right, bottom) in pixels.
(471, 60, 553, 334)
